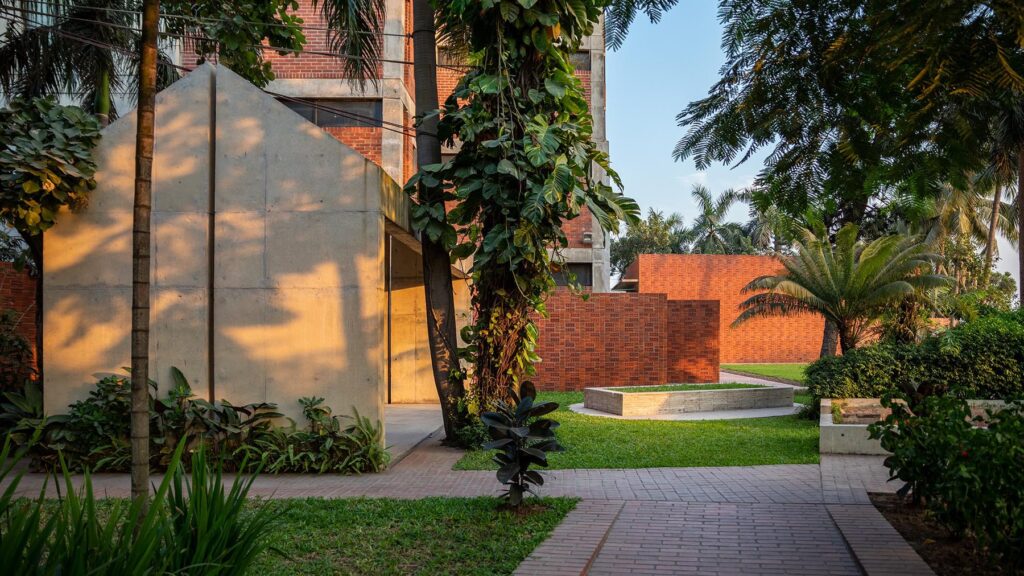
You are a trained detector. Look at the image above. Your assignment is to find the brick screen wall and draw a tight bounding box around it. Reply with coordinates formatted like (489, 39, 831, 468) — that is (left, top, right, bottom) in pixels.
(666, 300, 719, 382)
(262, 3, 383, 79)
(0, 263, 37, 360)
(636, 254, 828, 363)
(532, 289, 719, 391)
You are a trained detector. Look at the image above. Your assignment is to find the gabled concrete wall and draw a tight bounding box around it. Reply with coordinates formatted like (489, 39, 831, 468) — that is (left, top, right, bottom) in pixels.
(43, 65, 401, 425)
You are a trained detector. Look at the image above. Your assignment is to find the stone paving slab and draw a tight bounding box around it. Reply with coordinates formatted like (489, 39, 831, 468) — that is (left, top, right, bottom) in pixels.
(828, 504, 935, 576)
(586, 501, 862, 576)
(570, 402, 803, 420)
(513, 500, 625, 576)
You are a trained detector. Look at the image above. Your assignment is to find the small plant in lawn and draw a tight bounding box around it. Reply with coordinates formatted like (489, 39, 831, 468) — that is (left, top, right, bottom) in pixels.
(481, 382, 563, 507)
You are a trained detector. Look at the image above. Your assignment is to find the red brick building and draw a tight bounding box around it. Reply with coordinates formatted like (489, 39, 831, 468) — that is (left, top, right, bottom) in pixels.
(618, 254, 828, 363)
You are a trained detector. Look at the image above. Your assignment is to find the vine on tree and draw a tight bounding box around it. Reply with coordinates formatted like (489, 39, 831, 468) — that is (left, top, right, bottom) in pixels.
(407, 0, 639, 410)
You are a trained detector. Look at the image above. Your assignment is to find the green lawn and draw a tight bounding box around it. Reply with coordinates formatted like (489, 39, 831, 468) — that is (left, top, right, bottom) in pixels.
(454, 392, 819, 470)
(721, 363, 809, 384)
(255, 497, 576, 575)
(615, 383, 766, 393)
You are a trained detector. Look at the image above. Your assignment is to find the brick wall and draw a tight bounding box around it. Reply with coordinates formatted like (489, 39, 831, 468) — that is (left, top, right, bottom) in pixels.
(262, 2, 383, 80)
(636, 254, 827, 363)
(533, 289, 719, 391)
(0, 262, 37, 358)
(666, 300, 719, 382)
(562, 210, 595, 249)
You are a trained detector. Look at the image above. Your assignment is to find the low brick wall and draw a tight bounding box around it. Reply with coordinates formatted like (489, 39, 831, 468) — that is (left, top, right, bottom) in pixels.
(532, 290, 719, 391)
(585, 384, 793, 416)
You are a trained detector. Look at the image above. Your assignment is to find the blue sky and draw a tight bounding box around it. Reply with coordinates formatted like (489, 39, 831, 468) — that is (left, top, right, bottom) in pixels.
(604, 3, 1020, 281)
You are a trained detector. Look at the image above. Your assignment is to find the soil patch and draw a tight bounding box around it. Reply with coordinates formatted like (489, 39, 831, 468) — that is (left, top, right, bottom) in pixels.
(870, 493, 1006, 575)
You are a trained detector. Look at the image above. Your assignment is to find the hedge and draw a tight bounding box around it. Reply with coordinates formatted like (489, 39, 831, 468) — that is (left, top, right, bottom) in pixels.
(805, 310, 1024, 400)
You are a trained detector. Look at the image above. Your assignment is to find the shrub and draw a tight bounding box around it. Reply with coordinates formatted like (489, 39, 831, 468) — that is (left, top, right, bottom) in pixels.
(0, 438, 279, 575)
(0, 309, 35, 390)
(17, 369, 388, 474)
(481, 382, 563, 506)
(240, 398, 389, 474)
(806, 310, 1024, 400)
(869, 395, 1024, 569)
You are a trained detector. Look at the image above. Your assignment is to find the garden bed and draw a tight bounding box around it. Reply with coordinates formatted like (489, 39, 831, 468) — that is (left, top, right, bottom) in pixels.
(585, 382, 793, 416)
(820, 398, 1007, 455)
(870, 493, 1005, 576)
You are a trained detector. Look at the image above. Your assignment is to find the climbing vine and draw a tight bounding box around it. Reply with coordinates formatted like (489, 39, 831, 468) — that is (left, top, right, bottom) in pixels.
(408, 0, 639, 410)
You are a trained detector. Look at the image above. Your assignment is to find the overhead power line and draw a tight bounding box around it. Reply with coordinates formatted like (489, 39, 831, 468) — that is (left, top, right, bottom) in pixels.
(0, 12, 418, 136)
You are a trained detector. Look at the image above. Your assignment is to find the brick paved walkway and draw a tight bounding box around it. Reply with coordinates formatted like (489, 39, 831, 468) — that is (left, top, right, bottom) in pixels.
(3, 437, 932, 575)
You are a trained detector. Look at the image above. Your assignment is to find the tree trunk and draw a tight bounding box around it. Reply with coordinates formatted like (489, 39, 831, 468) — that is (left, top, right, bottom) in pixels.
(1018, 149, 1024, 304)
(982, 184, 1002, 287)
(130, 0, 159, 505)
(411, 0, 465, 441)
(95, 68, 111, 127)
(838, 324, 856, 354)
(819, 319, 839, 357)
(20, 230, 43, 382)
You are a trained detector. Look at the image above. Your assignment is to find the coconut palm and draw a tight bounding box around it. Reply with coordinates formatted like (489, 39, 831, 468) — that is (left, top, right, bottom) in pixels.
(734, 224, 950, 354)
(0, 0, 179, 126)
(688, 184, 742, 254)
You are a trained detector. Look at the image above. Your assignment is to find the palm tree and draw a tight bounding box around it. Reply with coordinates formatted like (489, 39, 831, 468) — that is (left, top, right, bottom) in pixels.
(688, 185, 740, 254)
(734, 224, 949, 354)
(736, 189, 798, 255)
(130, 0, 159, 505)
(609, 208, 689, 275)
(0, 0, 178, 126)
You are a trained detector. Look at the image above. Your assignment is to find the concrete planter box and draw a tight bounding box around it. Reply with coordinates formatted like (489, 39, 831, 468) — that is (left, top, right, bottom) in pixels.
(819, 398, 1008, 455)
(584, 383, 794, 417)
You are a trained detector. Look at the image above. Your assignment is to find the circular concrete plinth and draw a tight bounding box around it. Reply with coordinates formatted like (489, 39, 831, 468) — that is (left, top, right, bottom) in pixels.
(569, 402, 804, 421)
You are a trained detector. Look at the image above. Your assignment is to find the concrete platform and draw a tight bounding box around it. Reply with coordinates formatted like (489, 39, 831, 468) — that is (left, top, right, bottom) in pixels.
(569, 402, 803, 420)
(384, 404, 443, 465)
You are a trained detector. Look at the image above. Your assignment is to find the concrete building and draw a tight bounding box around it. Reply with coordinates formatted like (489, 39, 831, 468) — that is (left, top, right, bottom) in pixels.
(256, 1, 614, 291)
(42, 64, 470, 423)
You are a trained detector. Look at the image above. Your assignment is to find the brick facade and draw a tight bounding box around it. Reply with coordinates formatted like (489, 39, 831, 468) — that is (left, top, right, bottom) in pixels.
(635, 254, 827, 363)
(0, 262, 37, 359)
(533, 289, 719, 391)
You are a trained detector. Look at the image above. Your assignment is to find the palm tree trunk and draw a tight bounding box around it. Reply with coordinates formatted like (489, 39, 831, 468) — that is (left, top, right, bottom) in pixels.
(130, 0, 159, 505)
(1018, 149, 1024, 304)
(982, 184, 1001, 287)
(95, 68, 111, 127)
(411, 0, 465, 440)
(838, 324, 856, 354)
(819, 319, 839, 357)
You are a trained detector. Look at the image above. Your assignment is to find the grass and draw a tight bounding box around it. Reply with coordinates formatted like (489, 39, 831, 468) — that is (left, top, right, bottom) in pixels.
(794, 392, 812, 405)
(721, 363, 809, 383)
(614, 383, 766, 393)
(454, 392, 819, 470)
(254, 497, 576, 576)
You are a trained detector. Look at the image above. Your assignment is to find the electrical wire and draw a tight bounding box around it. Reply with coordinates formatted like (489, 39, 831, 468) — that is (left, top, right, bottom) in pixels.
(15, 0, 413, 37)
(0, 12, 418, 136)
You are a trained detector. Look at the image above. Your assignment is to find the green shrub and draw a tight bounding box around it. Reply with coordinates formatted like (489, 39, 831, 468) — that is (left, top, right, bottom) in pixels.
(869, 395, 1024, 569)
(0, 309, 35, 391)
(0, 438, 279, 575)
(481, 382, 563, 506)
(14, 369, 388, 474)
(239, 398, 389, 474)
(806, 310, 1024, 400)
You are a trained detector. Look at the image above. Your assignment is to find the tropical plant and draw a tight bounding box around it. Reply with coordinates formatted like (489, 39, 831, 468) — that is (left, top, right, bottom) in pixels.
(0, 309, 35, 390)
(686, 185, 743, 254)
(481, 382, 563, 507)
(869, 394, 1024, 570)
(609, 208, 688, 275)
(0, 0, 306, 121)
(164, 448, 279, 576)
(0, 97, 101, 269)
(411, 0, 638, 409)
(734, 224, 949, 353)
(0, 437, 280, 574)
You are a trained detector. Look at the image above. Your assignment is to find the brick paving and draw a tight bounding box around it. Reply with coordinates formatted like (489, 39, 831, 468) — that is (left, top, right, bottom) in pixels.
(3, 437, 930, 574)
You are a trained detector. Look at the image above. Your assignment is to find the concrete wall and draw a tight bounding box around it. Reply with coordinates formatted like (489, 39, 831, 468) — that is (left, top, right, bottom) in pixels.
(43, 65, 403, 425)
